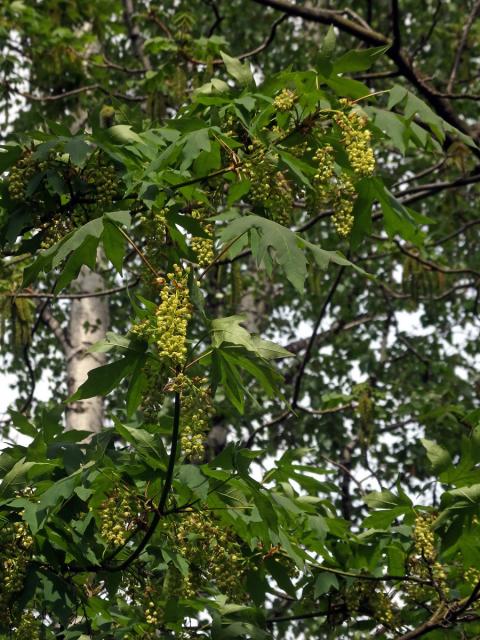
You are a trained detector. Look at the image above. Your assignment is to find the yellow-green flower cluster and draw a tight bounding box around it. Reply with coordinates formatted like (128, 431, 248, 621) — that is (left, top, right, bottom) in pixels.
(345, 581, 394, 627)
(465, 566, 480, 587)
(8, 153, 37, 201)
(180, 378, 213, 460)
(336, 110, 375, 177)
(270, 171, 293, 225)
(332, 176, 356, 238)
(241, 141, 293, 225)
(12, 611, 41, 640)
(85, 162, 118, 209)
(369, 588, 394, 627)
(0, 520, 33, 615)
(273, 88, 297, 112)
(313, 145, 335, 198)
(140, 207, 167, 241)
(174, 510, 246, 599)
(404, 513, 449, 602)
(311, 144, 358, 238)
(242, 141, 275, 203)
(413, 513, 436, 563)
(98, 488, 136, 546)
(144, 585, 163, 627)
(155, 265, 192, 366)
(191, 208, 214, 267)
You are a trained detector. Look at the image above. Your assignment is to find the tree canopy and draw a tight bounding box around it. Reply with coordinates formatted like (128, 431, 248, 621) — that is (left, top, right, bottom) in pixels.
(1, 1, 480, 638)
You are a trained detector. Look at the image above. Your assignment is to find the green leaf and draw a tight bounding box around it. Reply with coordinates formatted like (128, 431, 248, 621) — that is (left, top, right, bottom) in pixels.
(212, 348, 246, 413)
(54, 235, 100, 292)
(444, 484, 480, 505)
(88, 332, 134, 353)
(52, 217, 104, 268)
(64, 138, 92, 165)
(105, 210, 132, 227)
(181, 128, 211, 169)
(227, 180, 251, 206)
(9, 410, 36, 437)
(68, 353, 139, 401)
(364, 489, 411, 509)
(350, 177, 376, 249)
(221, 346, 283, 399)
(102, 220, 126, 273)
(178, 465, 209, 499)
(325, 75, 370, 100)
(211, 315, 293, 359)
(278, 150, 314, 188)
(0, 458, 52, 498)
(114, 420, 167, 468)
(194, 78, 230, 95)
(302, 239, 370, 278)
(219, 215, 307, 291)
(167, 210, 210, 237)
(422, 439, 452, 473)
(362, 506, 407, 529)
(388, 84, 407, 110)
(367, 107, 408, 154)
(106, 124, 143, 145)
(314, 571, 339, 597)
(322, 25, 336, 56)
(373, 179, 425, 244)
(0, 144, 22, 172)
(220, 51, 253, 85)
(387, 544, 406, 576)
(333, 45, 390, 73)
(126, 356, 149, 417)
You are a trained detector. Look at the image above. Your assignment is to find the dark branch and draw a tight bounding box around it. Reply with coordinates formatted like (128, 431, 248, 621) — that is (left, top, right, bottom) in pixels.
(249, 0, 478, 143)
(292, 266, 345, 409)
(6, 280, 140, 300)
(447, 0, 480, 92)
(6, 82, 146, 103)
(121, 0, 151, 71)
(390, 0, 401, 51)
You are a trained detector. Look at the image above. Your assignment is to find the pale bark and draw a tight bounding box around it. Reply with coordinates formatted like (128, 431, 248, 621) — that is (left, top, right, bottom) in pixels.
(65, 265, 109, 432)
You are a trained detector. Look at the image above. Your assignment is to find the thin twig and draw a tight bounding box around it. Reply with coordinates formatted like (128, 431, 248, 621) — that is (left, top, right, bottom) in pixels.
(3, 280, 140, 300)
(113, 225, 160, 279)
(447, 0, 480, 92)
(248, 0, 477, 146)
(6, 82, 146, 103)
(292, 266, 345, 409)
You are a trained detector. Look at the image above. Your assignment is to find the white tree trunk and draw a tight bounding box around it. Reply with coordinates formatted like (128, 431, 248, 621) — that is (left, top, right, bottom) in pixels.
(65, 265, 109, 432)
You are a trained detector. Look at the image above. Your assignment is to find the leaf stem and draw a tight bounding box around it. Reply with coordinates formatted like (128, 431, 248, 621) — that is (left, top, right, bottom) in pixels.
(199, 232, 248, 280)
(184, 349, 213, 372)
(113, 223, 160, 279)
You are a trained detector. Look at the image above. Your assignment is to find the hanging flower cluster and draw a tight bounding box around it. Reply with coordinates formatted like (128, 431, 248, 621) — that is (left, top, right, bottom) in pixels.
(191, 208, 215, 267)
(155, 265, 192, 366)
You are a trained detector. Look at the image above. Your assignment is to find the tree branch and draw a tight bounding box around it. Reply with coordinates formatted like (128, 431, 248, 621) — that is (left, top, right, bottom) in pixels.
(121, 0, 151, 71)
(447, 0, 480, 93)
(3, 280, 140, 300)
(5, 82, 146, 103)
(202, 0, 224, 36)
(409, 0, 442, 62)
(249, 0, 477, 142)
(38, 305, 70, 353)
(390, 0, 401, 52)
(292, 266, 345, 409)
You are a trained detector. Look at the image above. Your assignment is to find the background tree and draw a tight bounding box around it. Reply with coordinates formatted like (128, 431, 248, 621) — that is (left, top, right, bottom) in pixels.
(1, 1, 480, 638)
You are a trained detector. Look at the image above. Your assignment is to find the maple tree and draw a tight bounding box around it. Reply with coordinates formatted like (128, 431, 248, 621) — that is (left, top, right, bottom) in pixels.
(1, 1, 480, 639)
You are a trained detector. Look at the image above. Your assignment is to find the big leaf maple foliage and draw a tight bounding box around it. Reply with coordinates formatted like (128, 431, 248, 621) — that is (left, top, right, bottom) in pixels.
(1, 1, 480, 639)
